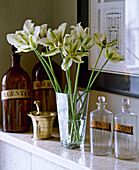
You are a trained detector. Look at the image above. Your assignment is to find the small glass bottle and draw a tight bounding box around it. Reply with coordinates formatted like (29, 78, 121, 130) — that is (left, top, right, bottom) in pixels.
(90, 96, 113, 155)
(1, 46, 31, 132)
(114, 98, 138, 159)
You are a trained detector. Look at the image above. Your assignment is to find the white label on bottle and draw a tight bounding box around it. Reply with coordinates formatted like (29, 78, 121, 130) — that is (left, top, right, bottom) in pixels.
(1, 89, 31, 100)
(33, 80, 53, 90)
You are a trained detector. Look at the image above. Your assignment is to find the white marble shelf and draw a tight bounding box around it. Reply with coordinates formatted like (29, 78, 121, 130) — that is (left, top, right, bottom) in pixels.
(0, 128, 139, 170)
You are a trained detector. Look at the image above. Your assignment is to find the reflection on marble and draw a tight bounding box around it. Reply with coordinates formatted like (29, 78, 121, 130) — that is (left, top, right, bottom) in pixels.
(0, 128, 139, 170)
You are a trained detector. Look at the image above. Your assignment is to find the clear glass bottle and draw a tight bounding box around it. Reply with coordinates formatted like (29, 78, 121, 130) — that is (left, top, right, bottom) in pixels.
(1, 46, 31, 132)
(114, 98, 138, 159)
(90, 96, 113, 155)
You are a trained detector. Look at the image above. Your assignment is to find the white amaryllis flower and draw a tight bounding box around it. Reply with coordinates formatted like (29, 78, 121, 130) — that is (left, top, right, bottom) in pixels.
(53, 23, 67, 44)
(61, 34, 89, 71)
(23, 19, 34, 36)
(40, 24, 48, 38)
(103, 47, 125, 63)
(38, 23, 67, 57)
(6, 19, 40, 53)
(7, 34, 31, 52)
(93, 32, 117, 49)
(71, 23, 94, 50)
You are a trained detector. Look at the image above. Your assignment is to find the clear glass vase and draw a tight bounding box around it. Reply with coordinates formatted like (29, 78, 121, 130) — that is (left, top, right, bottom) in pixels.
(56, 91, 89, 149)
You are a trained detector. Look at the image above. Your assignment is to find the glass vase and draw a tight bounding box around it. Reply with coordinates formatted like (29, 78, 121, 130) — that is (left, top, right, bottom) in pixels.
(56, 91, 89, 149)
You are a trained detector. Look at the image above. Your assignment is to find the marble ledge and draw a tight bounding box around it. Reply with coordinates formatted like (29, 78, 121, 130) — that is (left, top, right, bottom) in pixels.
(0, 128, 139, 170)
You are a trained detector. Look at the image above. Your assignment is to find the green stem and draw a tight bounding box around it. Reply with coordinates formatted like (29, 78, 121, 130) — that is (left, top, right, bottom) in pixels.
(76, 89, 91, 103)
(42, 56, 58, 92)
(76, 92, 89, 120)
(87, 47, 103, 90)
(89, 60, 108, 89)
(46, 47, 54, 72)
(34, 49, 57, 91)
(41, 56, 62, 92)
(45, 47, 59, 91)
(73, 63, 80, 119)
(77, 60, 108, 119)
(73, 121, 81, 142)
(67, 69, 74, 116)
(36, 48, 62, 92)
(59, 48, 74, 116)
(73, 63, 80, 99)
(59, 48, 81, 143)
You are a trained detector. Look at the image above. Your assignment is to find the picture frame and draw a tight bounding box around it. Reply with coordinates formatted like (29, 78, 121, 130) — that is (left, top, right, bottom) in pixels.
(77, 0, 139, 98)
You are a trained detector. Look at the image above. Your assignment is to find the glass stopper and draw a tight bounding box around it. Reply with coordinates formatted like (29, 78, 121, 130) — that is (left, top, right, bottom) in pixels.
(98, 96, 106, 103)
(122, 98, 130, 107)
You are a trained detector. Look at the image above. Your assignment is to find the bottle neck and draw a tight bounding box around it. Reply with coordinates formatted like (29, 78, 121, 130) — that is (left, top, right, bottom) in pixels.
(122, 107, 130, 113)
(98, 104, 106, 110)
(11, 54, 21, 67)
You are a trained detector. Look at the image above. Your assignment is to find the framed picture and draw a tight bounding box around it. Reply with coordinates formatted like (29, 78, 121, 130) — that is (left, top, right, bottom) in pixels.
(77, 0, 139, 98)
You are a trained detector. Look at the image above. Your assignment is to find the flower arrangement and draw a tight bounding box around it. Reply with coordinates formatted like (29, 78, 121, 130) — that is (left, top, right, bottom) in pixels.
(7, 19, 125, 148)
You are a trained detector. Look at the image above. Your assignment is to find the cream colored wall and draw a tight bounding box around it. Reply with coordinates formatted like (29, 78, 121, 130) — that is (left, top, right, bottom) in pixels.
(52, 0, 77, 29)
(0, 0, 53, 79)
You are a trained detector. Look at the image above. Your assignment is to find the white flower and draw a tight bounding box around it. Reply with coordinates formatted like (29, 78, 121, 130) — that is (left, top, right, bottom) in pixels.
(6, 20, 125, 74)
(71, 23, 94, 50)
(6, 34, 31, 52)
(23, 19, 34, 36)
(38, 23, 67, 57)
(103, 47, 125, 63)
(54, 23, 67, 44)
(40, 24, 48, 38)
(93, 32, 117, 49)
(6, 19, 40, 53)
(61, 34, 88, 71)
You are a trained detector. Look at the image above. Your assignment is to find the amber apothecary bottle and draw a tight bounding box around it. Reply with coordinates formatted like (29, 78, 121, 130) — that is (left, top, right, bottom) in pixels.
(1, 46, 31, 132)
(32, 60, 61, 113)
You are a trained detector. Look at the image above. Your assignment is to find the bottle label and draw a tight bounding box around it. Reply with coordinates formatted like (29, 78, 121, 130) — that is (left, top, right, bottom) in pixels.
(90, 120, 111, 132)
(33, 80, 53, 90)
(1, 89, 31, 100)
(114, 123, 133, 135)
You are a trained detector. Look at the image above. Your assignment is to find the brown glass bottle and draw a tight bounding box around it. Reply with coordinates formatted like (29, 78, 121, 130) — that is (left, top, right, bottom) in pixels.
(1, 46, 31, 132)
(32, 60, 61, 114)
